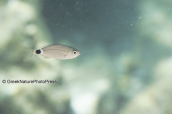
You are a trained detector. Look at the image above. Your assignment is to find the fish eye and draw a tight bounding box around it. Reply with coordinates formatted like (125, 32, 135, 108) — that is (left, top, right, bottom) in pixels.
(73, 51, 76, 54)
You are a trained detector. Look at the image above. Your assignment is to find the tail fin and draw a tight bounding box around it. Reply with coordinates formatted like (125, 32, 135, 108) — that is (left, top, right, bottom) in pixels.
(23, 47, 35, 62)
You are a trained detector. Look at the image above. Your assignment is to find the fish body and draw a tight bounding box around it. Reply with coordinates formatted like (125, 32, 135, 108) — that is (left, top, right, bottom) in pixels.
(33, 44, 80, 60)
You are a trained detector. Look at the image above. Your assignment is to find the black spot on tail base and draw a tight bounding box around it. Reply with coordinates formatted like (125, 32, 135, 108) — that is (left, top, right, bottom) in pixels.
(36, 49, 41, 54)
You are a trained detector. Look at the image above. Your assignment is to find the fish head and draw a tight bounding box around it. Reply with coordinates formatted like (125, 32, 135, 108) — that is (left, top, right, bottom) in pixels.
(66, 48, 81, 59)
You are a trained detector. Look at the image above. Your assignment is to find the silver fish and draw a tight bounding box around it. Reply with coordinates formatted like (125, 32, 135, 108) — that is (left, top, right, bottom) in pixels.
(28, 44, 80, 60)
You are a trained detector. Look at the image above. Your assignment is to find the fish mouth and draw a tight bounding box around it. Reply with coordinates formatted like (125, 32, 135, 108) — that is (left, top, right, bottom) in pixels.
(78, 50, 81, 55)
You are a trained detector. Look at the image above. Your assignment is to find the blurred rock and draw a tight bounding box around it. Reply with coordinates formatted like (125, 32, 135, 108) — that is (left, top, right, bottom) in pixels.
(0, 0, 70, 114)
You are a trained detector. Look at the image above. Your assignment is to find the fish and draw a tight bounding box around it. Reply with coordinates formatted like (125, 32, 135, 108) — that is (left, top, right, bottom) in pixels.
(25, 44, 81, 61)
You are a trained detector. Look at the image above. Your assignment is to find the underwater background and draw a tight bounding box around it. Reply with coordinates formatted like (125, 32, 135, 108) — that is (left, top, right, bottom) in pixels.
(0, 0, 172, 114)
